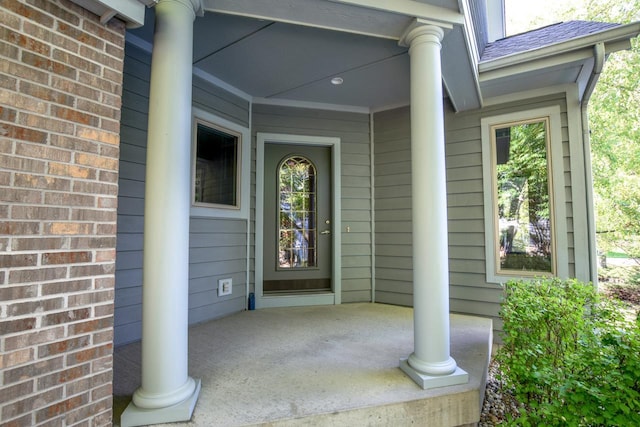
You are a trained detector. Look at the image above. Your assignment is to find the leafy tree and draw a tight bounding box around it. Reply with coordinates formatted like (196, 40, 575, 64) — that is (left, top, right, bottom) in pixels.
(576, 0, 640, 263)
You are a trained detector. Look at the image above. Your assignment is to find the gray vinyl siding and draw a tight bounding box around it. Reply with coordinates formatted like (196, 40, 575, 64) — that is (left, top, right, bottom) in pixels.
(115, 42, 251, 346)
(373, 107, 413, 306)
(373, 94, 576, 333)
(251, 104, 373, 303)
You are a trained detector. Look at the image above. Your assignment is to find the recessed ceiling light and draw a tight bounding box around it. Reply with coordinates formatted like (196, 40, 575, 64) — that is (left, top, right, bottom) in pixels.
(331, 77, 344, 85)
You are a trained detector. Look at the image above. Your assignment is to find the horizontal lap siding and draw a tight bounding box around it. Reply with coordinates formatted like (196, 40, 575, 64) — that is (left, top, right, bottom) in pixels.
(446, 94, 573, 334)
(374, 95, 574, 335)
(251, 105, 372, 303)
(115, 44, 250, 346)
(373, 107, 413, 306)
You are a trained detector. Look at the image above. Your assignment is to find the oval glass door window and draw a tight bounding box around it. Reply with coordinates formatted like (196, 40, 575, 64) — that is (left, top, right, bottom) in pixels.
(278, 156, 317, 269)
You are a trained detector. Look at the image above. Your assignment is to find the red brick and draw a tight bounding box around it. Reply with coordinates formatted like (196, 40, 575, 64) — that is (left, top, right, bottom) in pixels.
(56, 22, 103, 49)
(52, 105, 99, 126)
(42, 251, 92, 265)
(0, 71, 18, 90)
(67, 317, 112, 335)
(14, 173, 71, 191)
(100, 117, 121, 133)
(11, 237, 66, 251)
(0, 317, 37, 335)
(41, 308, 91, 327)
(79, 45, 120, 70)
(0, 221, 40, 235)
(41, 279, 92, 296)
(1, 0, 55, 28)
(44, 192, 95, 207)
(83, 19, 125, 47)
(75, 128, 119, 146)
(0, 347, 34, 369)
(102, 66, 123, 85)
(0, 380, 34, 405)
(91, 383, 112, 401)
(92, 329, 113, 345)
(69, 236, 115, 249)
(100, 92, 121, 109)
(2, 387, 63, 421)
(96, 223, 117, 235)
(0, 284, 38, 300)
(0, 90, 47, 114)
(44, 222, 93, 235)
(94, 303, 114, 317)
(0, 124, 47, 144)
(0, 105, 18, 121)
(0, 204, 9, 219)
(0, 39, 20, 60)
(94, 277, 114, 289)
(2, 59, 50, 85)
(97, 170, 118, 184)
(29, 0, 81, 26)
(65, 398, 112, 426)
(48, 162, 96, 180)
(50, 134, 99, 153)
(19, 113, 75, 136)
(0, 253, 37, 268)
(70, 263, 114, 278)
(77, 71, 120, 96)
(36, 393, 89, 424)
(23, 20, 79, 54)
(90, 354, 113, 373)
(50, 75, 99, 101)
(11, 206, 70, 220)
(72, 181, 118, 196)
(0, 4, 22, 29)
(6, 298, 64, 317)
(77, 98, 120, 120)
(37, 363, 91, 391)
(53, 48, 101, 75)
(97, 196, 117, 209)
(67, 344, 112, 366)
(38, 335, 91, 359)
(0, 170, 10, 185)
(21, 51, 76, 79)
(3, 356, 64, 385)
(95, 249, 115, 262)
(15, 141, 70, 162)
(64, 376, 90, 397)
(8, 266, 67, 284)
(21, 81, 75, 107)
(0, 187, 42, 204)
(3, 326, 65, 351)
(1, 26, 50, 55)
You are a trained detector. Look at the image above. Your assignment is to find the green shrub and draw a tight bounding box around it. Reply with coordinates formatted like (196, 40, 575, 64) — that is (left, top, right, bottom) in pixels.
(496, 278, 640, 426)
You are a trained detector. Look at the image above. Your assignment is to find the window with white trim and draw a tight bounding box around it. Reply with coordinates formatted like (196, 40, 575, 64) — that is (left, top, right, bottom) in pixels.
(481, 106, 568, 284)
(191, 108, 250, 219)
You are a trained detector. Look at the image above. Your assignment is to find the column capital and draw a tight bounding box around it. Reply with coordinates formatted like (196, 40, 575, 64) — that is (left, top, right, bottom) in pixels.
(155, 0, 204, 17)
(399, 18, 451, 48)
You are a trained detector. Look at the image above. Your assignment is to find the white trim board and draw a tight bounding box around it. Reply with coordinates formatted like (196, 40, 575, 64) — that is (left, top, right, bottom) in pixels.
(255, 133, 342, 309)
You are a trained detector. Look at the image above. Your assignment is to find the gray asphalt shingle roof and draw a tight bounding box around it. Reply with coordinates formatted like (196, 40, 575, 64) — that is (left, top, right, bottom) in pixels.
(481, 20, 619, 62)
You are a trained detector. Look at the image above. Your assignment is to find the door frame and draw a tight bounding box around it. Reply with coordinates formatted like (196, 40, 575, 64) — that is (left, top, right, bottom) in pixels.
(255, 132, 342, 309)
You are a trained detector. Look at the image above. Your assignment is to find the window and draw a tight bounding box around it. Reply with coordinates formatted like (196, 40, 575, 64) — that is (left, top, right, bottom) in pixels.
(278, 156, 317, 269)
(481, 106, 568, 283)
(494, 120, 553, 274)
(194, 120, 239, 208)
(190, 108, 250, 219)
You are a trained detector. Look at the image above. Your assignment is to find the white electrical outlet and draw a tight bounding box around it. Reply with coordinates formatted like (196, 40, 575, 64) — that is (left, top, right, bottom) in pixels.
(218, 278, 232, 296)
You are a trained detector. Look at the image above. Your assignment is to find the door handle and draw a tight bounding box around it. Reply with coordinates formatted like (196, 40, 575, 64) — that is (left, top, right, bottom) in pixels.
(320, 230, 331, 235)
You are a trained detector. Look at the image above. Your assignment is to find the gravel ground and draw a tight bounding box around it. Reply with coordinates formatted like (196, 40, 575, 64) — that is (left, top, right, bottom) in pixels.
(479, 359, 520, 426)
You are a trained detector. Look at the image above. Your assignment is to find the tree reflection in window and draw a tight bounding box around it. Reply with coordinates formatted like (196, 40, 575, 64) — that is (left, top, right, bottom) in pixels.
(278, 156, 316, 269)
(494, 119, 554, 273)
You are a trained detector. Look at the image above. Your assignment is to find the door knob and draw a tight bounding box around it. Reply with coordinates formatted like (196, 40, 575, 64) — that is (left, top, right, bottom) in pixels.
(320, 230, 331, 235)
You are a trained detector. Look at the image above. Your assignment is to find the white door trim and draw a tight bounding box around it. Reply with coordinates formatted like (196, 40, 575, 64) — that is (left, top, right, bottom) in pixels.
(255, 133, 342, 309)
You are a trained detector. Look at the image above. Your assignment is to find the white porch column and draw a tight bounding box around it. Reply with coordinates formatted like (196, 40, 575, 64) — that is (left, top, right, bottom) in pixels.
(121, 0, 203, 425)
(398, 20, 468, 389)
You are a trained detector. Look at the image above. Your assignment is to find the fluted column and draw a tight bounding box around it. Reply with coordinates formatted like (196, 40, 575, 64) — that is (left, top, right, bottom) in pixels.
(398, 19, 468, 389)
(121, 0, 203, 425)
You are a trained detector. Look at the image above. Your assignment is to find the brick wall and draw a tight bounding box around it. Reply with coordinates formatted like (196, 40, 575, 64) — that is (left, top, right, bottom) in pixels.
(0, 0, 125, 425)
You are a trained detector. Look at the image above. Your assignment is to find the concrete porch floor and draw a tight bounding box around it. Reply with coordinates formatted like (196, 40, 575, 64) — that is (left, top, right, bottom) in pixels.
(113, 303, 492, 426)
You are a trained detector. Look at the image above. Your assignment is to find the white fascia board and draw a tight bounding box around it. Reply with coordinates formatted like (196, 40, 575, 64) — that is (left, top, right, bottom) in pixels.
(332, 0, 464, 27)
(479, 22, 640, 74)
(70, 0, 148, 28)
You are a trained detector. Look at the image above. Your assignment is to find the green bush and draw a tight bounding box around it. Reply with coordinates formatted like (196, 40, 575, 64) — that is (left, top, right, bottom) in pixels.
(496, 278, 640, 426)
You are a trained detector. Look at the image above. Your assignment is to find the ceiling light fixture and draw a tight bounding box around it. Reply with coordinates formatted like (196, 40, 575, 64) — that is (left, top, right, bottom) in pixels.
(331, 77, 344, 85)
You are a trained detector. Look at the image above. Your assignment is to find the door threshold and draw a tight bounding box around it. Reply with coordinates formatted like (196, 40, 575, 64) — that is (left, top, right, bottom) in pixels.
(264, 289, 332, 296)
(257, 292, 336, 309)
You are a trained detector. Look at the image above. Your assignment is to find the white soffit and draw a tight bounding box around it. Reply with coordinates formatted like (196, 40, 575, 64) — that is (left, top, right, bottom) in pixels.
(70, 0, 148, 28)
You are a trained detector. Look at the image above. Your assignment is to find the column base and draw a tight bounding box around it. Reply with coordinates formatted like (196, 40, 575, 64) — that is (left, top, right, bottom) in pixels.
(400, 359, 468, 390)
(121, 379, 201, 427)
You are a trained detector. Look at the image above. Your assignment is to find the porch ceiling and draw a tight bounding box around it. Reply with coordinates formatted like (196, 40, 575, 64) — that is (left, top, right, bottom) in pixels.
(127, 0, 481, 111)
